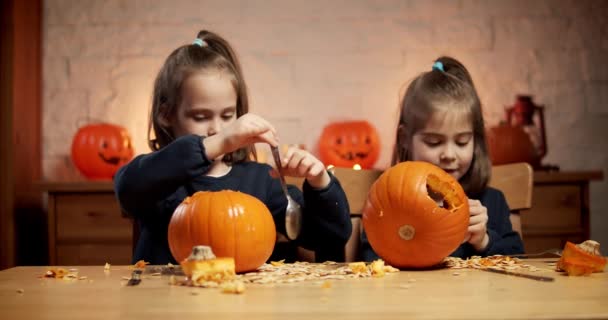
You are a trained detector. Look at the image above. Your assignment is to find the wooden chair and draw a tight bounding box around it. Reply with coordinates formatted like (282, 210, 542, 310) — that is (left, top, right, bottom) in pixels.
(332, 167, 383, 262)
(284, 167, 382, 262)
(488, 162, 534, 239)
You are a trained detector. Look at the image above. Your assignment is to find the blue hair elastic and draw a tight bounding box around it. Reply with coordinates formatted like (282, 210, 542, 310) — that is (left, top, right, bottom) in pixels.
(432, 61, 444, 72)
(192, 38, 207, 47)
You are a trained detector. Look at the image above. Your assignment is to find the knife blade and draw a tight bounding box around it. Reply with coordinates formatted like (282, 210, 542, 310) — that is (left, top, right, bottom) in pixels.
(126, 269, 143, 286)
(481, 267, 555, 282)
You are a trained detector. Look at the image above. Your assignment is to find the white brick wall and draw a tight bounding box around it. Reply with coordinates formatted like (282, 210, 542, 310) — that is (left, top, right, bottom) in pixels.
(43, 0, 608, 253)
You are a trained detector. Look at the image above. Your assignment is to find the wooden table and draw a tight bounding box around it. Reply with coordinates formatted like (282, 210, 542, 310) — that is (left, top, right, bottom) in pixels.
(1, 259, 606, 319)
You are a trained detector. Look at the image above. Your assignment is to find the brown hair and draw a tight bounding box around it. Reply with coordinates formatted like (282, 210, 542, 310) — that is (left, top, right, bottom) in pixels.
(148, 30, 255, 163)
(392, 56, 491, 195)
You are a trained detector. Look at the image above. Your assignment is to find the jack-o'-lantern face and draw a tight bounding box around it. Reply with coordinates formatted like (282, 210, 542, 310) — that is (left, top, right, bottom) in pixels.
(318, 121, 380, 169)
(71, 123, 134, 180)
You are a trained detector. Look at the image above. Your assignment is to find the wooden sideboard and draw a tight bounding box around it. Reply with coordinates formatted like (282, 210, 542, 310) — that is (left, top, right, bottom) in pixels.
(520, 170, 603, 253)
(40, 170, 603, 265)
(40, 182, 133, 266)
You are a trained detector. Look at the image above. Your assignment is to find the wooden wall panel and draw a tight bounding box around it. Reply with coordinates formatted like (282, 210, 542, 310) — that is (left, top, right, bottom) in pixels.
(0, 0, 43, 269)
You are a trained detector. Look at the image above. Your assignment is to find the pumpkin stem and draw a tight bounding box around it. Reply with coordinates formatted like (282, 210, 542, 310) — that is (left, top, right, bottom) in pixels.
(187, 245, 217, 261)
(398, 225, 415, 240)
(577, 240, 601, 256)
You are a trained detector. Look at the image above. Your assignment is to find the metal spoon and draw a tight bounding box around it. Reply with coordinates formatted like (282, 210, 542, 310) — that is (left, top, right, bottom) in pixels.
(271, 146, 302, 240)
(504, 248, 562, 259)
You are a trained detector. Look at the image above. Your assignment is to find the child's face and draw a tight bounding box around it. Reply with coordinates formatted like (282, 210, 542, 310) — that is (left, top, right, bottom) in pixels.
(410, 111, 474, 181)
(170, 70, 237, 139)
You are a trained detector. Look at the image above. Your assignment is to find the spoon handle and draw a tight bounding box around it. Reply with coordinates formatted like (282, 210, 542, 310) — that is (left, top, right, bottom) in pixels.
(271, 146, 290, 197)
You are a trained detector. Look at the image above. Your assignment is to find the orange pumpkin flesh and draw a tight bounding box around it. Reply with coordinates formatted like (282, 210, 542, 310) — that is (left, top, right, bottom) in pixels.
(318, 121, 380, 169)
(180, 246, 236, 282)
(168, 191, 276, 273)
(557, 241, 607, 276)
(363, 161, 469, 268)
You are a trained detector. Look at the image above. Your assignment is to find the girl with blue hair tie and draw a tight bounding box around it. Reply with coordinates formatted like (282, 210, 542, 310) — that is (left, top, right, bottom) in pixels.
(114, 30, 352, 265)
(361, 56, 524, 261)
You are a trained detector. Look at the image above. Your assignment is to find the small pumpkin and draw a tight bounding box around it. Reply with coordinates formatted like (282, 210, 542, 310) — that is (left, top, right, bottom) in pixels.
(168, 190, 276, 273)
(362, 161, 469, 268)
(556, 240, 607, 276)
(318, 120, 380, 169)
(71, 123, 134, 180)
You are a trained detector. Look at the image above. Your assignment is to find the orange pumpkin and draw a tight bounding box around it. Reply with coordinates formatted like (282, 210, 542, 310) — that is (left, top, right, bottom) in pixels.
(486, 125, 539, 167)
(557, 241, 607, 276)
(168, 190, 276, 273)
(362, 161, 469, 268)
(71, 123, 134, 180)
(318, 120, 380, 169)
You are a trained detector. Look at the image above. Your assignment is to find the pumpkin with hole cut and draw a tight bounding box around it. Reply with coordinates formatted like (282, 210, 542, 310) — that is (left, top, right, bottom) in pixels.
(168, 190, 276, 273)
(362, 161, 469, 268)
(71, 123, 134, 180)
(318, 120, 380, 169)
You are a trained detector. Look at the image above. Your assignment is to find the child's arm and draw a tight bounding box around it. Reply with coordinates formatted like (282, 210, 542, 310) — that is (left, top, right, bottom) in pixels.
(114, 134, 213, 217)
(299, 174, 353, 262)
(116, 114, 279, 218)
(476, 189, 525, 255)
(265, 171, 352, 262)
(269, 147, 352, 261)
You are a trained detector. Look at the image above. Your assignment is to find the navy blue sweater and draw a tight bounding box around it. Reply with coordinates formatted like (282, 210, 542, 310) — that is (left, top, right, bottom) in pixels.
(114, 135, 352, 264)
(360, 187, 524, 261)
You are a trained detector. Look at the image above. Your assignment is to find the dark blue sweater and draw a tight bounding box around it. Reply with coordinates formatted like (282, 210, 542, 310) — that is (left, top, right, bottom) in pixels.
(114, 135, 352, 264)
(360, 187, 525, 261)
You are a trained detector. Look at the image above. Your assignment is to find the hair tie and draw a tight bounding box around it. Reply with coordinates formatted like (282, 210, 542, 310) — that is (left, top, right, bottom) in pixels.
(432, 61, 444, 72)
(192, 38, 208, 47)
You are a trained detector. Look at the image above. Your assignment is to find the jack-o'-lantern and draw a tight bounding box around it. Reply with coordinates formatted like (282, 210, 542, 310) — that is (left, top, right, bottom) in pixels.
(71, 123, 134, 180)
(318, 121, 380, 169)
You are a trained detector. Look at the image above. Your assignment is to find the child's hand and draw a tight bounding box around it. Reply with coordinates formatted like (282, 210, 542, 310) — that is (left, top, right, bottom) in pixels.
(220, 114, 278, 150)
(204, 114, 278, 160)
(466, 199, 490, 251)
(275, 146, 331, 189)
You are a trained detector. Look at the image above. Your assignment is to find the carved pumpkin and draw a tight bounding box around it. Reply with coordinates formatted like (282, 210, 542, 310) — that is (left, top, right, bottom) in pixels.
(362, 161, 469, 268)
(556, 241, 607, 276)
(168, 190, 276, 273)
(318, 120, 380, 169)
(71, 123, 134, 180)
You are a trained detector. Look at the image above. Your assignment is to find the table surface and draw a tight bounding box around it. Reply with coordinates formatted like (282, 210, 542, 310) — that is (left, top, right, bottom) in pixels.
(1, 259, 607, 320)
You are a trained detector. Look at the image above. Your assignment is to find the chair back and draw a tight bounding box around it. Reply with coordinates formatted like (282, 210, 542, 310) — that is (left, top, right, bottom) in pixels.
(332, 168, 383, 262)
(284, 167, 382, 262)
(488, 162, 534, 237)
